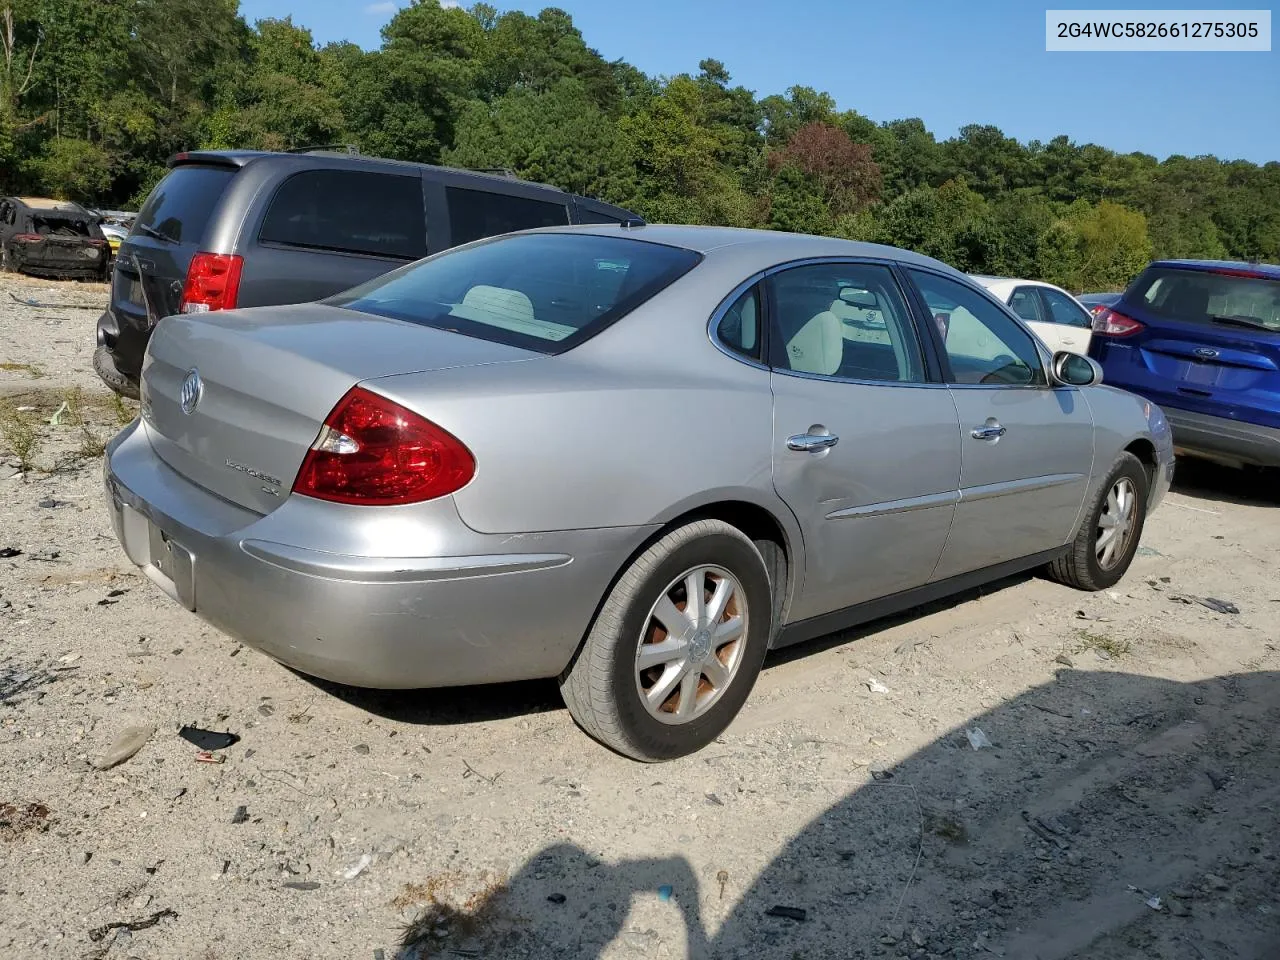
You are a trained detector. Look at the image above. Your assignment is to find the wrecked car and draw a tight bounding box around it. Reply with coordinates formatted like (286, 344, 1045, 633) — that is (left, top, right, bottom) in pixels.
(0, 197, 110, 280)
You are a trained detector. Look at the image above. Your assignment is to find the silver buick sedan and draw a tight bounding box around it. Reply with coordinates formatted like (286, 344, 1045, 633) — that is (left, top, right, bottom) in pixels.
(104, 225, 1174, 761)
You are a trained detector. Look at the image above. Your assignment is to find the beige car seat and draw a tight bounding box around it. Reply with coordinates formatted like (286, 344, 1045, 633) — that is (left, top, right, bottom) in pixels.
(785, 310, 843, 375)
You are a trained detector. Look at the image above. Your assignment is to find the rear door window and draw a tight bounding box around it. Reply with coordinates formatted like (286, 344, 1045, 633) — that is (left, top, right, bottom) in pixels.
(1039, 287, 1093, 328)
(1131, 266, 1280, 333)
(575, 204, 626, 225)
(446, 187, 569, 246)
(1008, 287, 1044, 323)
(134, 165, 237, 245)
(260, 170, 427, 260)
(327, 232, 700, 353)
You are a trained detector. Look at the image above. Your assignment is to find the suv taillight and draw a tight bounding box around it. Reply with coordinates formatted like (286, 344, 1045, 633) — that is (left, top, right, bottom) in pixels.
(1092, 307, 1144, 337)
(179, 252, 243, 313)
(292, 387, 475, 506)
(13, 234, 42, 242)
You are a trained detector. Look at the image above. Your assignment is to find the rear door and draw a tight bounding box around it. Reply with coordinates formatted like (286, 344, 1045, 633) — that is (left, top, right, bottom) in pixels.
(1035, 286, 1094, 356)
(765, 260, 962, 622)
(113, 162, 239, 329)
(1097, 265, 1280, 429)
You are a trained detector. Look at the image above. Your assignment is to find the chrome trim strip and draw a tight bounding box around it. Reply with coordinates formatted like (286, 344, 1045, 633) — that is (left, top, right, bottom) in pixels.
(239, 540, 573, 583)
(826, 489, 960, 521)
(960, 473, 1084, 503)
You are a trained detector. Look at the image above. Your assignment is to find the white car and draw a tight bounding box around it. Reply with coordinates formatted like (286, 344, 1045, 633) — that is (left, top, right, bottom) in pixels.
(971, 276, 1094, 355)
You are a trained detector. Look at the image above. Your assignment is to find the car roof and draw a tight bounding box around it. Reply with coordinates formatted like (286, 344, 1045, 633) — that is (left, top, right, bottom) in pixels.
(527, 223, 967, 275)
(1147, 259, 1280, 281)
(971, 274, 1062, 292)
(171, 149, 575, 195)
(11, 196, 89, 214)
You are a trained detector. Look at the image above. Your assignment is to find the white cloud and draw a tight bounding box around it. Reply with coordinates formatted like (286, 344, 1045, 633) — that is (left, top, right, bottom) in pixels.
(441, 0, 461, 7)
(364, 1, 396, 13)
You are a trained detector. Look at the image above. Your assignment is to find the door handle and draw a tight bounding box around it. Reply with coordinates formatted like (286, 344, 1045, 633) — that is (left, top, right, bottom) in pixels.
(787, 432, 839, 452)
(970, 423, 1007, 441)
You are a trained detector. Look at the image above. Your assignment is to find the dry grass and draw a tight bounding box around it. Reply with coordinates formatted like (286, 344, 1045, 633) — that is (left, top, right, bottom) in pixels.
(0, 361, 44, 378)
(394, 869, 510, 957)
(0, 399, 42, 472)
(1075, 629, 1132, 659)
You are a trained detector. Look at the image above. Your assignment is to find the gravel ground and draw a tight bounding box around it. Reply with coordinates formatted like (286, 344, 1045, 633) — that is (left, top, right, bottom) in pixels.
(2, 276, 1279, 960)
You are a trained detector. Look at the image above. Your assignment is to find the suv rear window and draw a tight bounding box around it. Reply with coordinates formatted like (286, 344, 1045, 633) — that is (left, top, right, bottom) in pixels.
(327, 232, 701, 354)
(446, 187, 568, 246)
(134, 165, 236, 245)
(1130, 266, 1280, 333)
(260, 170, 427, 260)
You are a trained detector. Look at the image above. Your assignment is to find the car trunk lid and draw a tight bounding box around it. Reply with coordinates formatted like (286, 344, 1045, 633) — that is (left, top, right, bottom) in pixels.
(141, 303, 537, 514)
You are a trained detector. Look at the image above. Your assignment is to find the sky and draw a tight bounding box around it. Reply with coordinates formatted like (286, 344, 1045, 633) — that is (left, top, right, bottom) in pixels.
(238, 0, 1280, 163)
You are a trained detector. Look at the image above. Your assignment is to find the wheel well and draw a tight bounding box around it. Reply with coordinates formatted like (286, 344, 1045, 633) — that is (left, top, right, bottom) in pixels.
(1125, 439, 1158, 485)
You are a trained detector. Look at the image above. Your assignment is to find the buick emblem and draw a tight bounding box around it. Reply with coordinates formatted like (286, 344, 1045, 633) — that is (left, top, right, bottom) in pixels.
(1193, 347, 1219, 360)
(179, 368, 203, 415)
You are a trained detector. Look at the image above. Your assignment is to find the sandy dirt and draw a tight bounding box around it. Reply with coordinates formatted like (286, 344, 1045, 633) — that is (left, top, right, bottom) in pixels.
(1, 276, 1278, 960)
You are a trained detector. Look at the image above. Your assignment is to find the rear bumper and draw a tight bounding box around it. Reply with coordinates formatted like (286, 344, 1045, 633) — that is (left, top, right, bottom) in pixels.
(1164, 407, 1280, 468)
(8, 245, 107, 277)
(103, 420, 652, 688)
(94, 309, 148, 392)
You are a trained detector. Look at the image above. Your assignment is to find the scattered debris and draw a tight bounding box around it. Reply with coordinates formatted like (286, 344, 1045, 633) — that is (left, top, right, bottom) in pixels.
(257, 703, 274, 717)
(461, 760, 501, 786)
(705, 792, 723, 806)
(870, 766, 894, 781)
(717, 869, 729, 900)
(894, 638, 929, 655)
(96, 588, 128, 607)
(37, 498, 67, 509)
(765, 905, 808, 921)
(57, 653, 80, 664)
(546, 893, 566, 904)
(45, 401, 69, 426)
(1203, 873, 1230, 891)
(864, 677, 890, 694)
(657, 884, 673, 901)
(342, 854, 374, 880)
(0, 547, 21, 558)
(1206, 770, 1230, 791)
(965, 728, 994, 751)
(194, 751, 225, 765)
(283, 881, 320, 891)
(1021, 810, 1071, 849)
(93, 725, 154, 771)
(230, 805, 249, 825)
(354, 743, 371, 755)
(1054, 653, 1075, 667)
(86, 908, 178, 943)
(178, 725, 240, 751)
(1171, 594, 1240, 615)
(0, 801, 51, 839)
(1136, 546, 1163, 557)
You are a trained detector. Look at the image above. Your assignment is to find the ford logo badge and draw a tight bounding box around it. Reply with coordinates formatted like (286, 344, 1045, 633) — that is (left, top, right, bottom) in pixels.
(179, 368, 203, 415)
(1193, 347, 1219, 360)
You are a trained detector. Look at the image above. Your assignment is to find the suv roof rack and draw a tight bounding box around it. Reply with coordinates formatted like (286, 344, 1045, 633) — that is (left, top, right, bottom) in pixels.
(288, 144, 361, 155)
(474, 167, 519, 178)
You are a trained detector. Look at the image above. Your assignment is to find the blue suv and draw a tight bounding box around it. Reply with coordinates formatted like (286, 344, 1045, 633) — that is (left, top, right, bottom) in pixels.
(1089, 259, 1280, 469)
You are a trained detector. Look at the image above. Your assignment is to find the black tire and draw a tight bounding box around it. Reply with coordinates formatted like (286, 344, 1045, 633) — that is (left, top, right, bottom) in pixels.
(1047, 451, 1149, 591)
(93, 345, 140, 400)
(559, 519, 773, 762)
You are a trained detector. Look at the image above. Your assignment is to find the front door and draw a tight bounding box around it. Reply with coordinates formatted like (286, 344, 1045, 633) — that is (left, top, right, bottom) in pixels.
(765, 261, 962, 623)
(905, 269, 1095, 581)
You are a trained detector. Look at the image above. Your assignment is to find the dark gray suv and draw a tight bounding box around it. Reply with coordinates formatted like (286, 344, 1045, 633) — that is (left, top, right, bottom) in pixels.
(94, 149, 640, 397)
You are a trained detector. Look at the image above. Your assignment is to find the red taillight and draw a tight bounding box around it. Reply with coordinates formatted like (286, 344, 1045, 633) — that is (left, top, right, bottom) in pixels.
(13, 233, 42, 242)
(179, 252, 243, 313)
(1092, 307, 1144, 337)
(292, 387, 475, 506)
(87, 238, 106, 247)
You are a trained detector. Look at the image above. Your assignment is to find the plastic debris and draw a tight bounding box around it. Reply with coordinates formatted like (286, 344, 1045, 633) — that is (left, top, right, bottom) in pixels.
(657, 884, 673, 901)
(717, 869, 729, 900)
(0, 547, 21, 559)
(194, 751, 225, 764)
(342, 854, 373, 880)
(178, 725, 240, 751)
(230, 805, 249, 825)
(1127, 884, 1163, 910)
(865, 677, 890, 694)
(46, 401, 69, 426)
(965, 728, 993, 750)
(1171, 594, 1239, 615)
(546, 893, 566, 904)
(765, 905, 808, 921)
(93, 725, 154, 771)
(1207, 770, 1230, 791)
(1136, 546, 1162, 557)
(283, 881, 320, 891)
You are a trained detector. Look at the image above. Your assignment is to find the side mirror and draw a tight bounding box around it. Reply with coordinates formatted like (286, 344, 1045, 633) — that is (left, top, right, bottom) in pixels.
(1052, 351, 1103, 387)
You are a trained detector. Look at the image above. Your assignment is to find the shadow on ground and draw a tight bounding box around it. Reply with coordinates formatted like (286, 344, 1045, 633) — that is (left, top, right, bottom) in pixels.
(395, 669, 1280, 960)
(1170, 457, 1279, 509)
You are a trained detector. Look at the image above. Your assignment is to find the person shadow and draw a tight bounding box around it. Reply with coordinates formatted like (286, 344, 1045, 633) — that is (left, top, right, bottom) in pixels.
(394, 668, 1280, 959)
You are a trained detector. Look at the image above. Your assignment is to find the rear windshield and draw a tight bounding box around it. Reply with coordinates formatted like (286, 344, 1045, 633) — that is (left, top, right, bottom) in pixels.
(32, 216, 93, 237)
(133, 164, 236, 245)
(1129, 266, 1280, 333)
(326, 232, 701, 353)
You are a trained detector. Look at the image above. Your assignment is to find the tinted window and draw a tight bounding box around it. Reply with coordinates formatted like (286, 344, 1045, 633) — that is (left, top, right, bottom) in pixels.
(717, 285, 762, 361)
(1008, 287, 1044, 322)
(910, 270, 1046, 386)
(327, 233, 700, 353)
(576, 206, 625, 225)
(1131, 266, 1280, 333)
(260, 170, 426, 259)
(1040, 287, 1092, 327)
(447, 187, 569, 246)
(134, 165, 236, 245)
(770, 263, 924, 383)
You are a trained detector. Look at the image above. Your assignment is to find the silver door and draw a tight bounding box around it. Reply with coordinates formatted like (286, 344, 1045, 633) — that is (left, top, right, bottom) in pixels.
(765, 261, 963, 622)
(907, 269, 1095, 580)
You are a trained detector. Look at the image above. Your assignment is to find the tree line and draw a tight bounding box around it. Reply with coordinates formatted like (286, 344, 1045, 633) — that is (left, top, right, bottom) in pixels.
(3, 0, 1277, 292)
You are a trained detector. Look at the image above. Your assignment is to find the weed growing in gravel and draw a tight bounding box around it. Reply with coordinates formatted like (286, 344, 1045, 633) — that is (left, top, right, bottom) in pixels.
(0, 400, 42, 472)
(0, 361, 44, 378)
(109, 391, 135, 425)
(78, 426, 107, 460)
(60, 387, 86, 427)
(1075, 629, 1131, 659)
